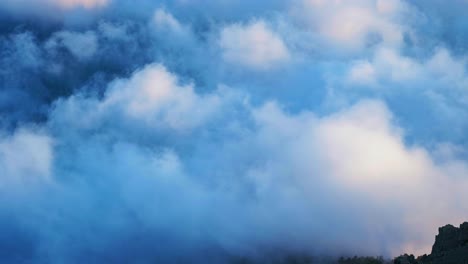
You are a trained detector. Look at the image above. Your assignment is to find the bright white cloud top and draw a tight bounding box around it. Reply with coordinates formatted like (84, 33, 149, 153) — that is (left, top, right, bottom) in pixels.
(220, 20, 291, 70)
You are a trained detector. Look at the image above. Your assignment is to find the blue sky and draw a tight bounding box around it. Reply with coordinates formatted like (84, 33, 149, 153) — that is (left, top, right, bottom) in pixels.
(1, 0, 468, 263)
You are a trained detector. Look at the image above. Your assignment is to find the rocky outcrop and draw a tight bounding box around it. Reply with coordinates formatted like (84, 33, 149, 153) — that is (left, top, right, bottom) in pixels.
(432, 224, 460, 253)
(395, 222, 468, 264)
(423, 222, 468, 264)
(394, 254, 417, 264)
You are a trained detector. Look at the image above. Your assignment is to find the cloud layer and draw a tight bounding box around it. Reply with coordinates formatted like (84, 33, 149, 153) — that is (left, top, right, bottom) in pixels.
(1, 1, 468, 263)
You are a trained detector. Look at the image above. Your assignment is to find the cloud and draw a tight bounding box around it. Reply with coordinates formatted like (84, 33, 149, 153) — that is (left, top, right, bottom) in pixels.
(1, 0, 468, 262)
(0, 0, 110, 22)
(346, 48, 422, 85)
(0, 129, 53, 189)
(152, 8, 185, 34)
(46, 31, 98, 61)
(52, 63, 227, 132)
(290, 0, 411, 55)
(346, 47, 468, 88)
(251, 100, 468, 256)
(0, 0, 109, 11)
(11, 64, 468, 261)
(347, 60, 378, 86)
(51, 0, 109, 9)
(324, 46, 468, 144)
(219, 20, 291, 70)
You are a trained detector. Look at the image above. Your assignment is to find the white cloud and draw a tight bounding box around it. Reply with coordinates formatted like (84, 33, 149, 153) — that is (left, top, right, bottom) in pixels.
(152, 8, 185, 34)
(103, 64, 224, 130)
(251, 99, 468, 256)
(292, 0, 409, 54)
(2, 0, 468, 261)
(219, 20, 291, 70)
(0, 0, 109, 21)
(346, 47, 468, 91)
(50, 0, 109, 9)
(22, 60, 468, 257)
(345, 48, 421, 86)
(0, 129, 53, 188)
(347, 60, 378, 86)
(150, 8, 194, 43)
(53, 64, 227, 132)
(3, 0, 109, 10)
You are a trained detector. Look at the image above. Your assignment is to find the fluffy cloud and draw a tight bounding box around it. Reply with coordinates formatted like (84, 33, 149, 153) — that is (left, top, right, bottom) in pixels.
(219, 20, 291, 70)
(52, 64, 226, 132)
(341, 47, 468, 142)
(1, 0, 468, 262)
(291, 0, 410, 54)
(346, 48, 422, 85)
(38, 65, 468, 259)
(152, 8, 185, 34)
(0, 129, 53, 189)
(1, 56, 468, 262)
(346, 47, 468, 86)
(251, 100, 468, 255)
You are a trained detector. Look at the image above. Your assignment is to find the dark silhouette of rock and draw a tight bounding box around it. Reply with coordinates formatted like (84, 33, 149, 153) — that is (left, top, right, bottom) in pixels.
(459, 222, 468, 247)
(338, 256, 386, 264)
(426, 222, 468, 264)
(394, 254, 417, 264)
(395, 222, 468, 264)
(432, 224, 460, 254)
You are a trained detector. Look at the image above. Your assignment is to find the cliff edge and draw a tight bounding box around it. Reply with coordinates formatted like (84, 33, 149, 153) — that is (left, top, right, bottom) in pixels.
(395, 222, 468, 264)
